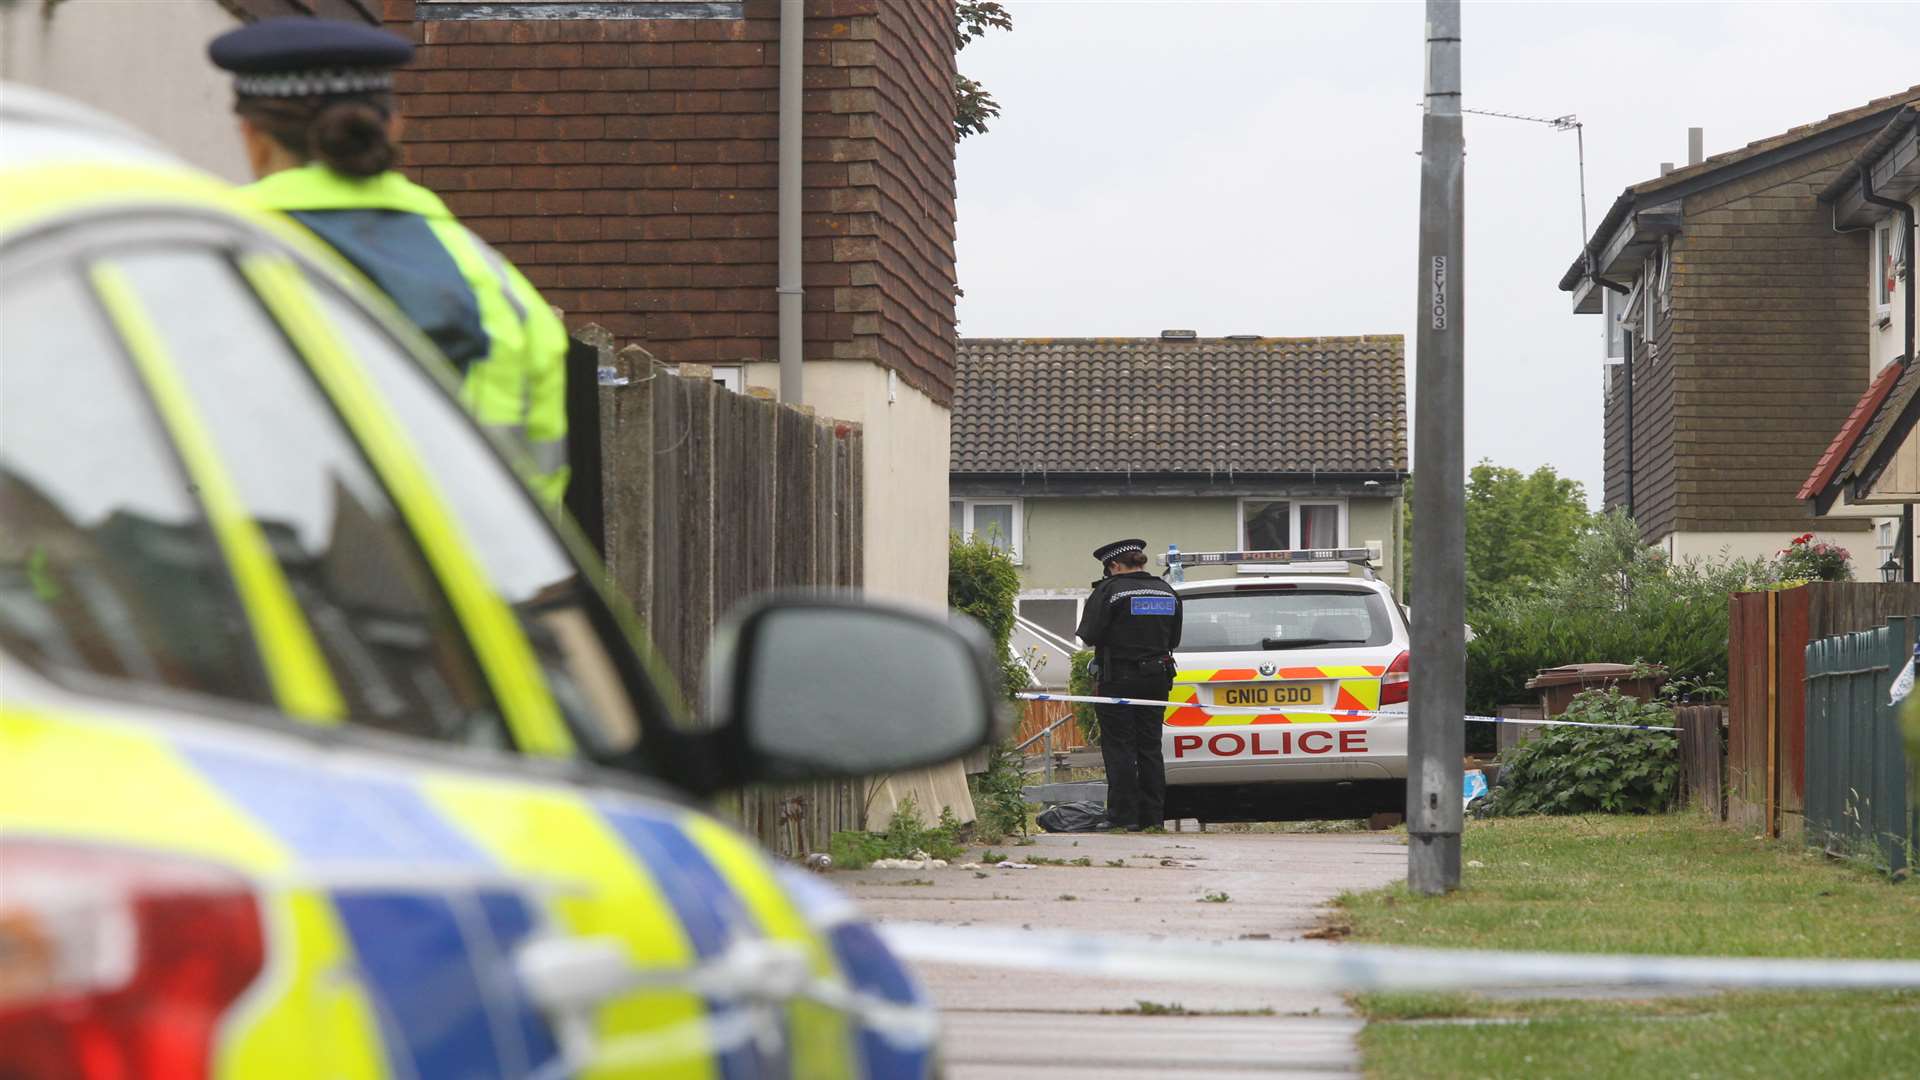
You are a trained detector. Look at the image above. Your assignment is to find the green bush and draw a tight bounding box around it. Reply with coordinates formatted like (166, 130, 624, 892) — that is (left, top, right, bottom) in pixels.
(1466, 511, 1775, 715)
(1486, 690, 1679, 816)
(949, 532, 1032, 839)
(970, 737, 1030, 844)
(829, 795, 966, 868)
(949, 532, 1026, 702)
(1069, 648, 1099, 744)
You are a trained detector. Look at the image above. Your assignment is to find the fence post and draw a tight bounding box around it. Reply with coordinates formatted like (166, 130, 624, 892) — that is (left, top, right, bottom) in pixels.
(1882, 618, 1910, 874)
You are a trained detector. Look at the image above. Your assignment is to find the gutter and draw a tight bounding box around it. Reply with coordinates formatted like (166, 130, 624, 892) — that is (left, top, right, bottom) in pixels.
(777, 0, 803, 404)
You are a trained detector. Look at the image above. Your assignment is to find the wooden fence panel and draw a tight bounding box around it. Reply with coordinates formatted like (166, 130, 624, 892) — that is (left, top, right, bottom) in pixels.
(1675, 706, 1725, 819)
(774, 407, 818, 589)
(1727, 592, 1768, 831)
(581, 329, 872, 857)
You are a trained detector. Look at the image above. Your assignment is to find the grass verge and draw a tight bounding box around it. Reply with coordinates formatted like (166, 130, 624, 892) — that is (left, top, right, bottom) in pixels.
(1334, 814, 1920, 1079)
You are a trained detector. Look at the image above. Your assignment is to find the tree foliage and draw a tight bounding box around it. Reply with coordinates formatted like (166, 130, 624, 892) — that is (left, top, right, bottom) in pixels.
(954, 0, 1012, 139)
(1403, 461, 1593, 615)
(1465, 511, 1777, 714)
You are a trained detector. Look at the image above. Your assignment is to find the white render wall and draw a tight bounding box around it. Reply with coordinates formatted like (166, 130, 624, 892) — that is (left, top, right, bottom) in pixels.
(1662, 528, 1877, 582)
(1, 0, 250, 182)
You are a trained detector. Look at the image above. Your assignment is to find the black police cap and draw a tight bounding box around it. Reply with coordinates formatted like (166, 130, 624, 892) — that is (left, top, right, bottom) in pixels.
(1093, 539, 1147, 563)
(209, 17, 412, 97)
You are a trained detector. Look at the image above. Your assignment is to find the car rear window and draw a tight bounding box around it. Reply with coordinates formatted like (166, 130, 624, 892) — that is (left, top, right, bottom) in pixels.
(1175, 588, 1393, 652)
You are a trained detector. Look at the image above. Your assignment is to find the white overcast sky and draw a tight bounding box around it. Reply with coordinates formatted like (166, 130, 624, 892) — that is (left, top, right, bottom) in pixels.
(951, 0, 1916, 504)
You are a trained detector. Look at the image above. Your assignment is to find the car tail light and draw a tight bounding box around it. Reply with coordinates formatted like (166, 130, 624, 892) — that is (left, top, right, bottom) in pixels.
(1380, 650, 1410, 706)
(0, 840, 266, 1080)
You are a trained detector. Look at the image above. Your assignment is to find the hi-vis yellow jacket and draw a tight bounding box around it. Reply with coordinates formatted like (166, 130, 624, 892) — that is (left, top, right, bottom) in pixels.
(246, 165, 570, 507)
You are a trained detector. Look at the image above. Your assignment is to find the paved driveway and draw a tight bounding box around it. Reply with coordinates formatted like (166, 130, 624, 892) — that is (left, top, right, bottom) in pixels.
(842, 828, 1406, 1078)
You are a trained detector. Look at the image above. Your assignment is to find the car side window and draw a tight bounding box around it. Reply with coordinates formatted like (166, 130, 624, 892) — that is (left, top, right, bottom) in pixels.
(0, 266, 270, 702)
(300, 273, 649, 758)
(108, 247, 510, 749)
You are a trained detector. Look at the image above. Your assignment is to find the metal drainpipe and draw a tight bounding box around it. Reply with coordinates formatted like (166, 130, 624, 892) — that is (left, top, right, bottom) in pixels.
(1860, 165, 1916, 581)
(777, 0, 804, 405)
(1623, 333, 1635, 520)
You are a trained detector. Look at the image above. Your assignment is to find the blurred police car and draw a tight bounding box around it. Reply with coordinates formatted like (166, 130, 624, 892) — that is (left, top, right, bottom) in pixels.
(0, 85, 995, 1079)
(1158, 548, 1409, 823)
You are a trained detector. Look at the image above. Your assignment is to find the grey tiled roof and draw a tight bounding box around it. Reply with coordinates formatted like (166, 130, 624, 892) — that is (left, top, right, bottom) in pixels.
(952, 336, 1407, 475)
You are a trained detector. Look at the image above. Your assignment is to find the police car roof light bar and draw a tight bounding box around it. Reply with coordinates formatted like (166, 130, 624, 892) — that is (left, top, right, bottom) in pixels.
(1165, 547, 1374, 568)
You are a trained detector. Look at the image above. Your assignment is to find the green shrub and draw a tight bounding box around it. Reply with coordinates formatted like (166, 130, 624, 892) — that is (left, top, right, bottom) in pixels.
(1069, 648, 1099, 744)
(949, 532, 1026, 702)
(1466, 511, 1775, 715)
(970, 737, 1030, 844)
(829, 794, 966, 868)
(1486, 690, 1679, 816)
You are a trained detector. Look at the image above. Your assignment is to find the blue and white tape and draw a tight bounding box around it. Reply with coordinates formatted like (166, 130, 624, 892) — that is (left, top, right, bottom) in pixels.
(880, 922, 1920, 993)
(1016, 692, 1680, 733)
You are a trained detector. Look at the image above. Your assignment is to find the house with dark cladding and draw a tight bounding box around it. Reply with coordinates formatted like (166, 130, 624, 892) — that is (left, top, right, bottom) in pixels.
(1558, 86, 1920, 573)
(951, 333, 1407, 655)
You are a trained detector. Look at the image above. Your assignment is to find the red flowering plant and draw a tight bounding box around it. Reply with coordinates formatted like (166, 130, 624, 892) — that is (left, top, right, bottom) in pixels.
(1775, 533, 1852, 583)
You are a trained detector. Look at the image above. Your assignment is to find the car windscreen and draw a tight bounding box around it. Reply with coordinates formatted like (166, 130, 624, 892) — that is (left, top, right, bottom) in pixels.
(1174, 588, 1393, 652)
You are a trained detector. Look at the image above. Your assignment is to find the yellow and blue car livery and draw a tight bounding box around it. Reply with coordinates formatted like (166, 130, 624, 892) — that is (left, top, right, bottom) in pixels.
(0, 85, 935, 1080)
(2, 687, 935, 1079)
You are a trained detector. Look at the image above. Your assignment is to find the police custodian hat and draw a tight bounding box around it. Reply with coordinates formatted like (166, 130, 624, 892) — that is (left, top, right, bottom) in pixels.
(1093, 539, 1148, 563)
(209, 17, 413, 98)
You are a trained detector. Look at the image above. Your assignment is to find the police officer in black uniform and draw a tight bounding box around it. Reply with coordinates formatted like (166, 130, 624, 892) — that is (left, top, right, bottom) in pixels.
(1076, 539, 1183, 831)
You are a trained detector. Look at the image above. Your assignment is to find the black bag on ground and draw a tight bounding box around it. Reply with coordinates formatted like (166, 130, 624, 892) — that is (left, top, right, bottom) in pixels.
(1036, 801, 1108, 833)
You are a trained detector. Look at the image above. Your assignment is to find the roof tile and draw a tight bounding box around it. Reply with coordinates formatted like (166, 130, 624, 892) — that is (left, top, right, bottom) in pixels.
(951, 336, 1408, 475)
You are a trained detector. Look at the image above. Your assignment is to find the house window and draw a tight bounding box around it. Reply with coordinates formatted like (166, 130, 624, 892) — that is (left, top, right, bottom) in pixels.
(1879, 520, 1896, 572)
(951, 498, 1023, 561)
(1239, 499, 1348, 550)
(1878, 222, 1898, 315)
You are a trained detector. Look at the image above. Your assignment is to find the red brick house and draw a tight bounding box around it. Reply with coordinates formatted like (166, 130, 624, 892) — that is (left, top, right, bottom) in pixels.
(384, 0, 960, 610)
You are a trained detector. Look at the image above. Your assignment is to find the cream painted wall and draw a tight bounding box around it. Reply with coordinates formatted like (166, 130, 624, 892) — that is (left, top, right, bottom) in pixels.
(985, 493, 1401, 593)
(1663, 527, 1874, 581)
(2, 0, 249, 181)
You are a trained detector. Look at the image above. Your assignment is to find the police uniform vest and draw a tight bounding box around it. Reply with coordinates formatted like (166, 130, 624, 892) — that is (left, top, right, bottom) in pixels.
(244, 167, 571, 507)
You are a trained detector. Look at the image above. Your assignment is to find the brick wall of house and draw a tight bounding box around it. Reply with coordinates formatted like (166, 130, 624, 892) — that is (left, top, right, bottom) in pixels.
(382, 0, 958, 404)
(1603, 141, 1876, 539)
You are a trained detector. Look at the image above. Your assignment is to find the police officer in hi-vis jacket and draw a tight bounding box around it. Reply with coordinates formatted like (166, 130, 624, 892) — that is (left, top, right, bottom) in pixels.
(208, 18, 571, 509)
(1076, 539, 1184, 831)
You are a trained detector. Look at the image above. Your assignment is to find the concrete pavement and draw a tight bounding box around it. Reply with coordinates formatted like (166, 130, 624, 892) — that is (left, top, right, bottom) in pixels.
(841, 829, 1406, 1077)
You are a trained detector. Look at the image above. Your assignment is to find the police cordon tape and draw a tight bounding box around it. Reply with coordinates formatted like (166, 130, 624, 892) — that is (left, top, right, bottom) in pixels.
(1015, 692, 1680, 733)
(877, 922, 1920, 993)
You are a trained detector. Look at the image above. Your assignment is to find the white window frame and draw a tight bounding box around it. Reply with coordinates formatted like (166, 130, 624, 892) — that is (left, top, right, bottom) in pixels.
(952, 497, 1024, 563)
(1658, 239, 1673, 312)
(1602, 285, 1627, 361)
(1236, 497, 1349, 550)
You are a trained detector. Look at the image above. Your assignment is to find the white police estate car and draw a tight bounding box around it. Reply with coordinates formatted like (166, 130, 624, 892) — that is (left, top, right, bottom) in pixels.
(1157, 548, 1409, 823)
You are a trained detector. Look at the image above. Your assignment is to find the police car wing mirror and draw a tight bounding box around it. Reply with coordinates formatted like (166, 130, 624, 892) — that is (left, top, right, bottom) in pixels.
(705, 593, 1003, 784)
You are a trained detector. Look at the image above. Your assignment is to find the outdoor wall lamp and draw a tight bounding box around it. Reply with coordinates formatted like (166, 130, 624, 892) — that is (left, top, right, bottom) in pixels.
(1881, 555, 1902, 582)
